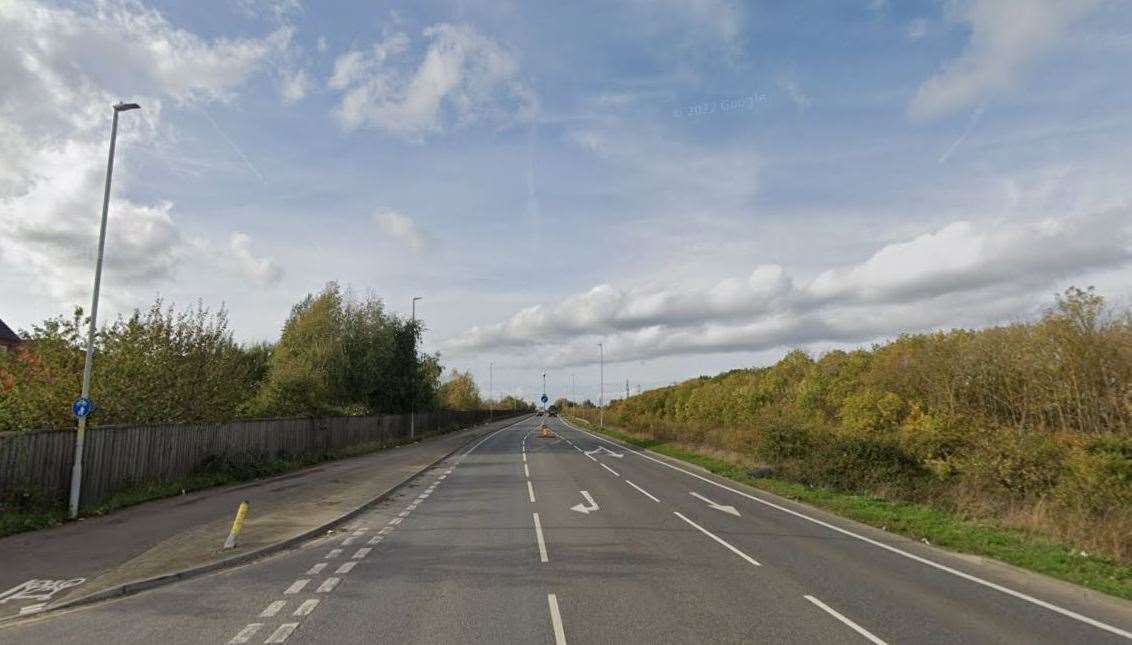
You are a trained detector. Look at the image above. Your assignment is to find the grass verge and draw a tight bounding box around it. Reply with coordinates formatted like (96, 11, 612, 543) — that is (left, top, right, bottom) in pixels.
(565, 416, 1132, 601)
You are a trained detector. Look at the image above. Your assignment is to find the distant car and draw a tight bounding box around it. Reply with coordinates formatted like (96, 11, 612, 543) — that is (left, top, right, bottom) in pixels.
(547, 406, 558, 416)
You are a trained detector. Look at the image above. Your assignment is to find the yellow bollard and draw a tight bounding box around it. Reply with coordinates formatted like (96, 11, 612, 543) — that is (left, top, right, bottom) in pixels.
(223, 501, 250, 550)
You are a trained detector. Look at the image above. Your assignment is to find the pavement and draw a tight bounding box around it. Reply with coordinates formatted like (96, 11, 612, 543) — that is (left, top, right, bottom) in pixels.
(1, 414, 1130, 644)
(0, 414, 528, 620)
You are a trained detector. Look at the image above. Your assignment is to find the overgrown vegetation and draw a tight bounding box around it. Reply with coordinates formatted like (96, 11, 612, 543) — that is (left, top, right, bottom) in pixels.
(566, 417, 1132, 600)
(0, 282, 489, 432)
(571, 288, 1132, 563)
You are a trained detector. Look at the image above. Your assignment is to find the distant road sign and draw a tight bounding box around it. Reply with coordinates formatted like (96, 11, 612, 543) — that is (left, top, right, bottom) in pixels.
(72, 397, 93, 419)
(541, 394, 549, 404)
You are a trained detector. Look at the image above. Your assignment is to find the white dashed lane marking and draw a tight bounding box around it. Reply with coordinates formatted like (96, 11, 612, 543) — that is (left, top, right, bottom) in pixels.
(316, 577, 340, 593)
(336, 562, 357, 574)
(228, 623, 263, 644)
(292, 599, 319, 617)
(264, 622, 299, 643)
(259, 600, 286, 618)
(284, 580, 309, 594)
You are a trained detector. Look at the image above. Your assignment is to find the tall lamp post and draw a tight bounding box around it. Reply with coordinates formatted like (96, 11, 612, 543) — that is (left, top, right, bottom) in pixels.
(597, 343, 604, 429)
(69, 102, 141, 519)
(410, 296, 422, 439)
(489, 361, 494, 422)
(542, 372, 547, 411)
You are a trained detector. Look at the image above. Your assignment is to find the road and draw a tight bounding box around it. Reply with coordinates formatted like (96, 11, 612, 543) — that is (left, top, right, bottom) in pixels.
(3, 415, 1130, 643)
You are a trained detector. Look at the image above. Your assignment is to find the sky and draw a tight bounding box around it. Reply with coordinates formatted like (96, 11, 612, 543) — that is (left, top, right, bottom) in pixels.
(2, 0, 1131, 405)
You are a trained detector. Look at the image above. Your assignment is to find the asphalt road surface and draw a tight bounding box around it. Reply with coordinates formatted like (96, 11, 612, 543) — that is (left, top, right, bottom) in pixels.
(4, 415, 1130, 644)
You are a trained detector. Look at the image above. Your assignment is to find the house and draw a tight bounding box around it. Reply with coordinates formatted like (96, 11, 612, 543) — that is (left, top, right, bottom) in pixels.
(0, 318, 21, 353)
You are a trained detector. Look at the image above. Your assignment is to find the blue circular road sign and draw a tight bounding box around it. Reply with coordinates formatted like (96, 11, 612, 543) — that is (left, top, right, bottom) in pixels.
(541, 394, 549, 404)
(72, 397, 94, 419)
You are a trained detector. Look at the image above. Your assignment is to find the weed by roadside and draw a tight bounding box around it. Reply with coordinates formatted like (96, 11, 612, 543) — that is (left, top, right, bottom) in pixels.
(567, 416, 1132, 601)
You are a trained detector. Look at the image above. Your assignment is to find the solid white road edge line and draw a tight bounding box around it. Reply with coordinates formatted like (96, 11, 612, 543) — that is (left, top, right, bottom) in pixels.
(547, 593, 568, 645)
(805, 595, 888, 645)
(528, 480, 536, 503)
(559, 418, 1132, 640)
(533, 512, 549, 563)
(673, 511, 761, 567)
(626, 480, 660, 503)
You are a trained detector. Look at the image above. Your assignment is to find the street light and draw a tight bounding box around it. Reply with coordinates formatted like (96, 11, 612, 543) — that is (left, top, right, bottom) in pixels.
(597, 343, 604, 429)
(69, 102, 141, 519)
(489, 361, 493, 422)
(410, 296, 422, 439)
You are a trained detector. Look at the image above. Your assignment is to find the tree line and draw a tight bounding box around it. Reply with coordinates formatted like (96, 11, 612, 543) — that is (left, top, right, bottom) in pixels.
(0, 283, 527, 432)
(570, 288, 1132, 561)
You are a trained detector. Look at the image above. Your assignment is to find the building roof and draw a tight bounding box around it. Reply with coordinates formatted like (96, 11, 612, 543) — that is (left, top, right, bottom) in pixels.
(0, 318, 20, 343)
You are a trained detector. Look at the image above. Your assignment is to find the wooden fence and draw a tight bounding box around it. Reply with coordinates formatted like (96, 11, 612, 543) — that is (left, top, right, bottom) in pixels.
(0, 409, 523, 509)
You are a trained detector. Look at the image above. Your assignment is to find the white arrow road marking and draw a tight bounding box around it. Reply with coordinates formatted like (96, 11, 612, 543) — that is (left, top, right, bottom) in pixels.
(805, 596, 887, 645)
(570, 491, 600, 514)
(560, 417, 1132, 642)
(690, 492, 740, 516)
(584, 446, 623, 459)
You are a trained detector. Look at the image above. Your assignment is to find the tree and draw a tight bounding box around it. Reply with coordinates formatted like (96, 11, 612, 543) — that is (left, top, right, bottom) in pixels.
(438, 370, 482, 410)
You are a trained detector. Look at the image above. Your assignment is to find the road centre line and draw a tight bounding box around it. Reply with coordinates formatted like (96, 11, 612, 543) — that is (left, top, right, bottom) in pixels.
(292, 599, 319, 617)
(600, 463, 620, 477)
(805, 595, 887, 645)
(532, 513, 549, 563)
(259, 600, 286, 618)
(284, 579, 309, 594)
(528, 481, 536, 503)
(341, 536, 357, 545)
(673, 512, 761, 567)
(336, 562, 357, 574)
(316, 577, 340, 593)
(524, 464, 531, 478)
(626, 480, 660, 502)
(523, 452, 527, 463)
(264, 623, 299, 643)
(324, 549, 342, 559)
(560, 419, 1132, 639)
(547, 594, 568, 645)
(305, 563, 326, 575)
(228, 623, 263, 644)
(367, 536, 383, 545)
(352, 548, 371, 559)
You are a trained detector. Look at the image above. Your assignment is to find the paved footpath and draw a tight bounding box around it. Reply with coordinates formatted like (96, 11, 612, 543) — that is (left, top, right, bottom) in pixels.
(1, 415, 1130, 643)
(0, 415, 528, 620)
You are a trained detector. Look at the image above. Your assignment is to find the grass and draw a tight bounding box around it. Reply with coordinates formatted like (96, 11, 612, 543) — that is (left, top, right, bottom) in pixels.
(0, 427, 470, 539)
(565, 416, 1132, 601)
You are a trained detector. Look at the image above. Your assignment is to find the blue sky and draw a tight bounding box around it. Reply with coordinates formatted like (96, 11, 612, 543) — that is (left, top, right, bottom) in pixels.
(3, 0, 1131, 403)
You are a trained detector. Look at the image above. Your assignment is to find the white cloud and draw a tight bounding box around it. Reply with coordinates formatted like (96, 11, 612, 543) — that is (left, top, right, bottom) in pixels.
(0, 0, 293, 301)
(447, 209, 1132, 364)
(909, 0, 1100, 120)
(227, 232, 283, 285)
(329, 23, 534, 139)
(374, 209, 428, 253)
(279, 67, 311, 103)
